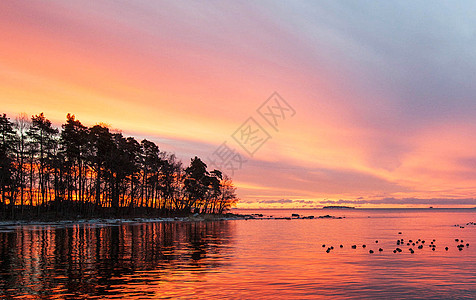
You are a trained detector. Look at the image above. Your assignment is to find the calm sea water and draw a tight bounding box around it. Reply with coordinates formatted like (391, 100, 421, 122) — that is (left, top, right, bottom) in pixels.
(0, 209, 475, 299)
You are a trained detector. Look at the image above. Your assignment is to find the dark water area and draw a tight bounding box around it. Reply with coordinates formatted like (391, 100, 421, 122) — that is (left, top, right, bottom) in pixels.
(0, 221, 234, 299)
(0, 209, 475, 299)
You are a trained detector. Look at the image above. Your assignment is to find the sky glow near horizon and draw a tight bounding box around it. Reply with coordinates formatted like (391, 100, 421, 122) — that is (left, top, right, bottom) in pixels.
(2, 0, 476, 208)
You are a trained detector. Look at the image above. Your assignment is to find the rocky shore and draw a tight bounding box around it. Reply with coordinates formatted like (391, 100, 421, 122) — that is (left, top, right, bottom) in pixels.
(0, 212, 346, 229)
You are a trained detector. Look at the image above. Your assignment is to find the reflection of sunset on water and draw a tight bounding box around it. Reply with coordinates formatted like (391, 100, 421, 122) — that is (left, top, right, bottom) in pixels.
(0, 222, 235, 298)
(1, 209, 475, 298)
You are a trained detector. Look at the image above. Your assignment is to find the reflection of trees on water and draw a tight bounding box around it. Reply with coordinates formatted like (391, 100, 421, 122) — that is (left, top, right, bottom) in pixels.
(0, 221, 234, 298)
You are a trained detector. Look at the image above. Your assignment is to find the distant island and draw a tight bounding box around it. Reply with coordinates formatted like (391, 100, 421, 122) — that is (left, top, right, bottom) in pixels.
(322, 205, 355, 209)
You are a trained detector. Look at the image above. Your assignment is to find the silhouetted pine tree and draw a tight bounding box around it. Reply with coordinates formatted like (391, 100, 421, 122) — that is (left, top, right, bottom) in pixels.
(0, 114, 17, 213)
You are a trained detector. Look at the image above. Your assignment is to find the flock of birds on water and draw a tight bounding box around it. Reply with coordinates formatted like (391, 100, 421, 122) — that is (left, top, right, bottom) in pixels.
(322, 222, 475, 254)
(322, 236, 470, 254)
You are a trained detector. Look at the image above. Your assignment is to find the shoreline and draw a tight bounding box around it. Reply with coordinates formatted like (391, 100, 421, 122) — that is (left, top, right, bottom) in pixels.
(0, 212, 346, 228)
(0, 213, 247, 228)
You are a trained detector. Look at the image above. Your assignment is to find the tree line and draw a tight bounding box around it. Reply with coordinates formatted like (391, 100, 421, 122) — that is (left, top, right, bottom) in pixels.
(0, 112, 238, 219)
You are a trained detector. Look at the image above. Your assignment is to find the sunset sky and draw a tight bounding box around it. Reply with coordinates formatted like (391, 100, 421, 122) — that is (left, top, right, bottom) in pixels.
(2, 1, 476, 208)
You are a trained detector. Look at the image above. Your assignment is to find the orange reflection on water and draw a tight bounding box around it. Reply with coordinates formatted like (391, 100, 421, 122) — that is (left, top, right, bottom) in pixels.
(0, 209, 475, 299)
(0, 221, 234, 299)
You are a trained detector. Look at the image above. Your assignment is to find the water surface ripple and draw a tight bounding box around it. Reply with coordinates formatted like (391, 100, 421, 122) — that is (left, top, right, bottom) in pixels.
(0, 209, 475, 299)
